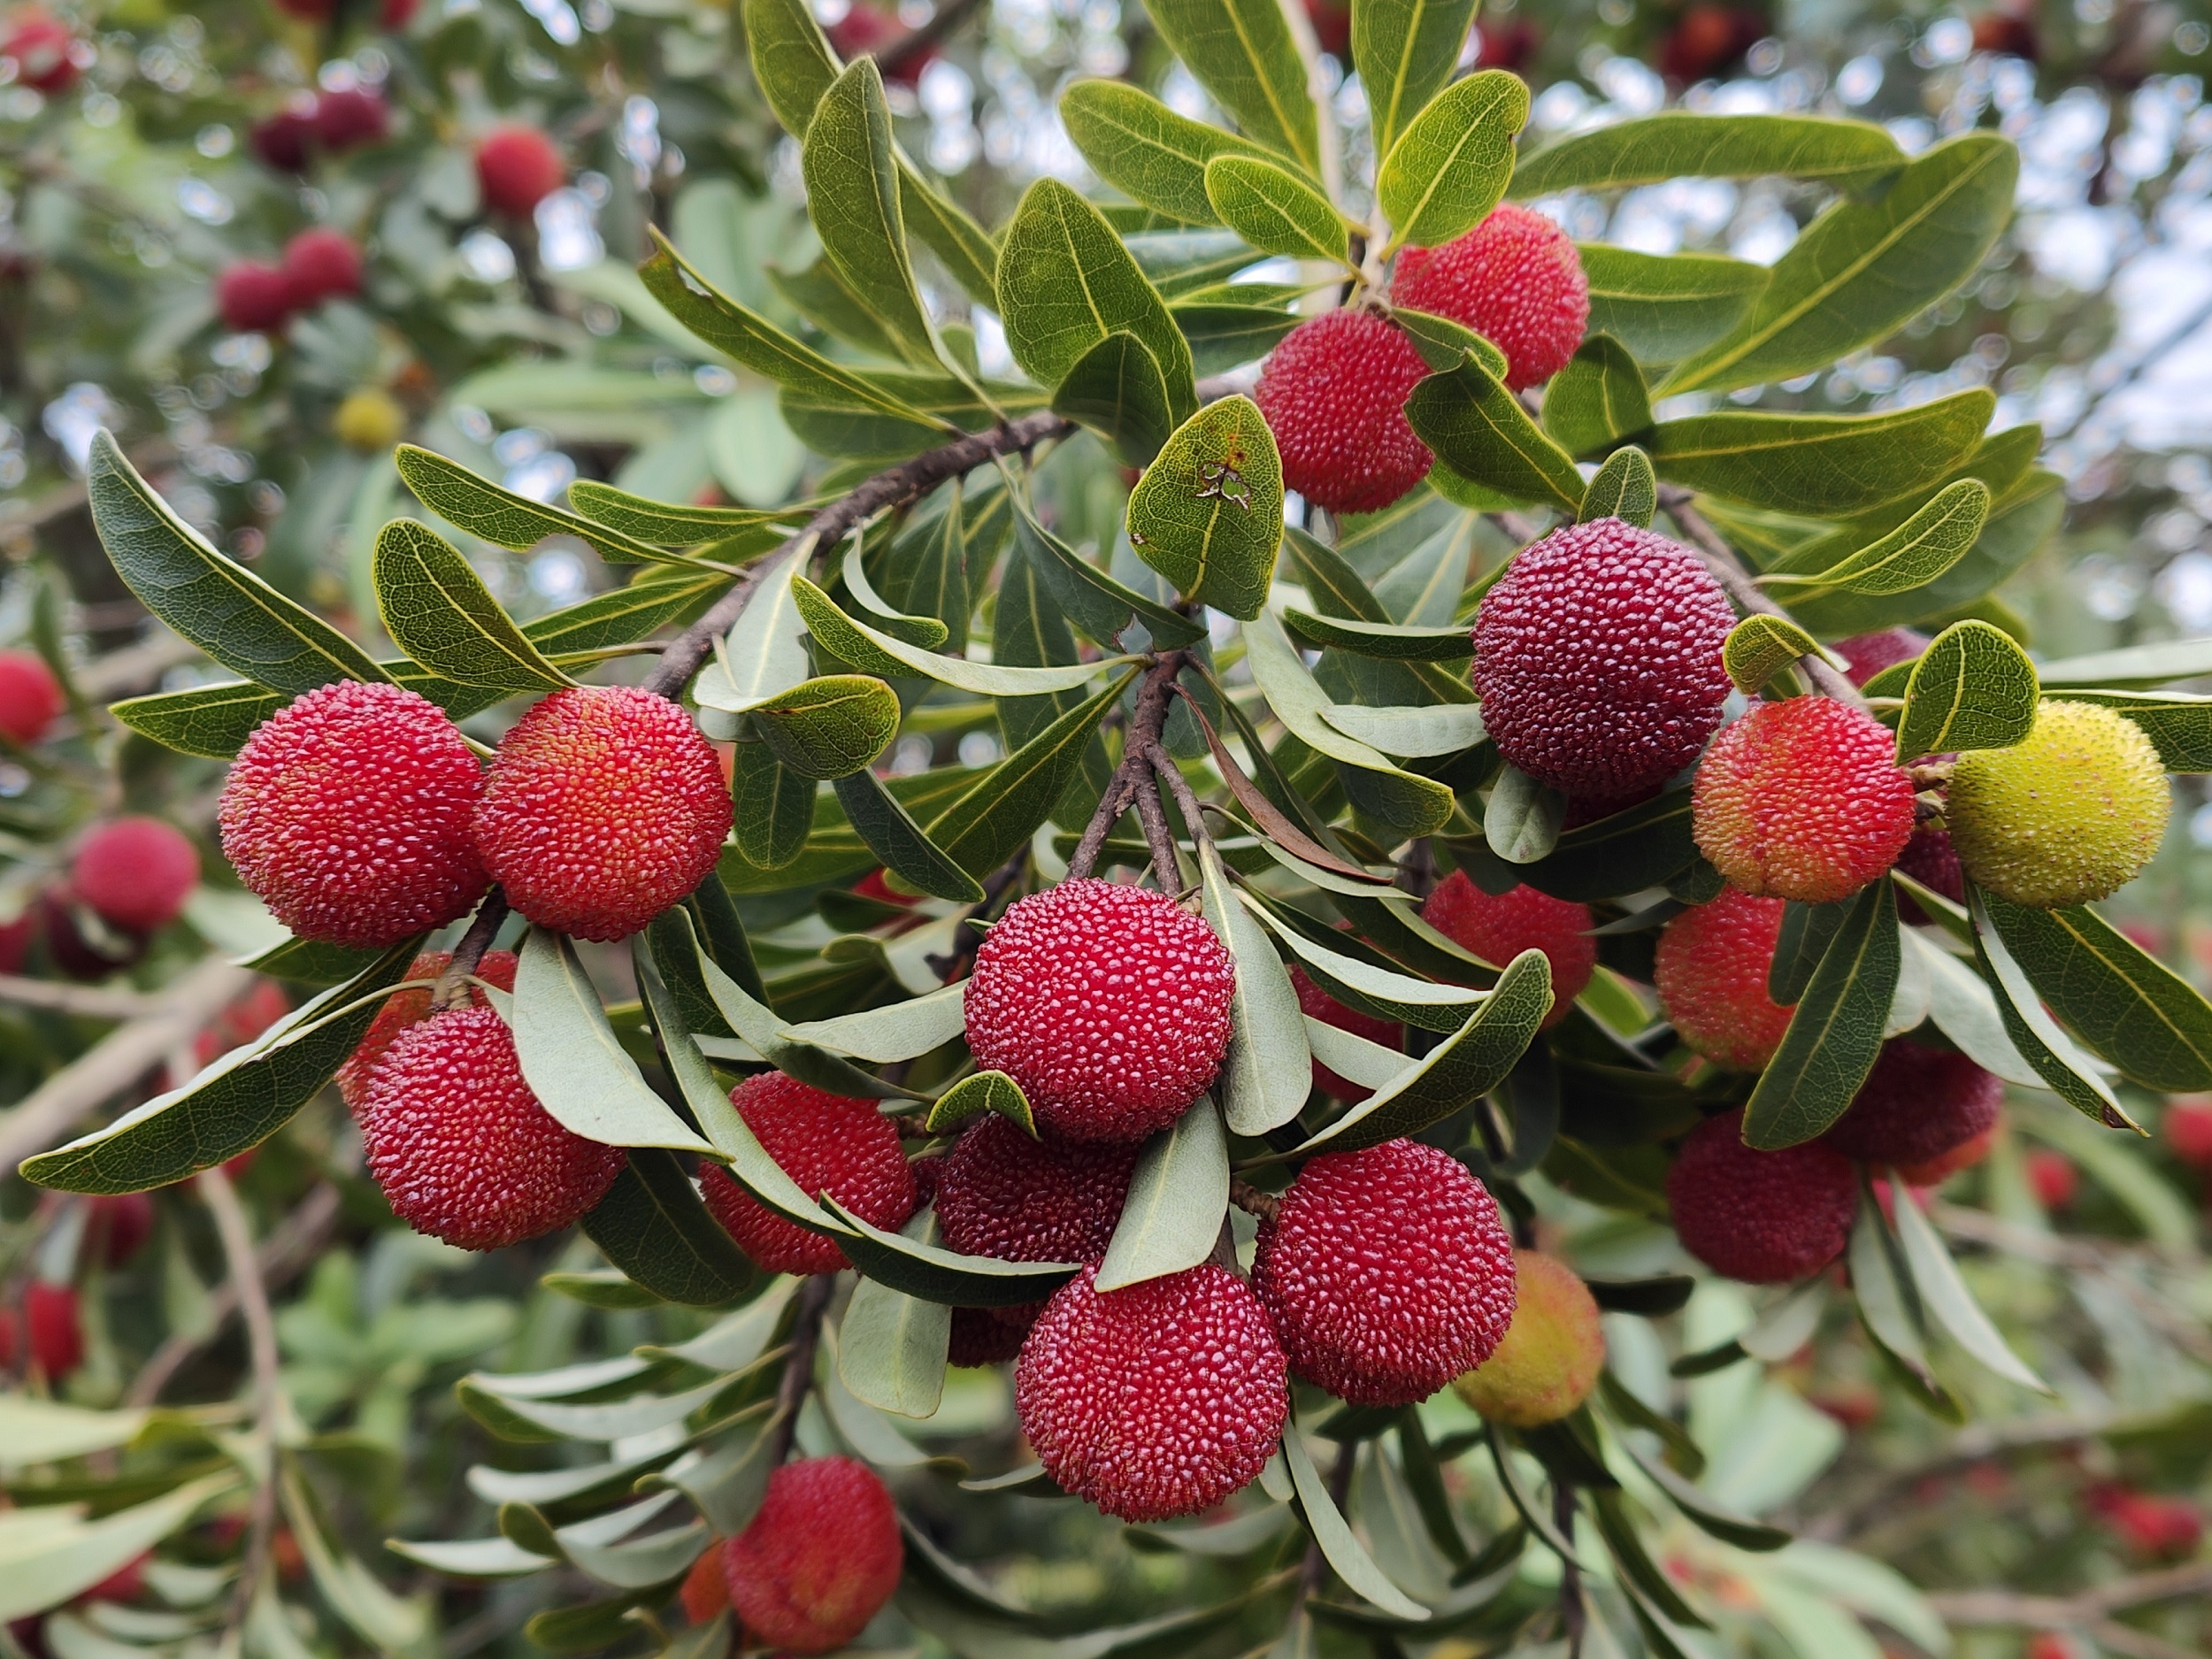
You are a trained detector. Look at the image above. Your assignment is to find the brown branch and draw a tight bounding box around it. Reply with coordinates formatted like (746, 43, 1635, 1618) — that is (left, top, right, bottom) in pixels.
(0, 975, 165, 1018)
(199, 1164, 281, 1630)
(1066, 652, 1188, 881)
(1929, 1567, 2212, 1659)
(434, 888, 511, 1010)
(878, 0, 989, 75)
(923, 849, 1031, 982)
(1147, 742, 1211, 853)
(763, 1273, 836, 1468)
(1228, 1179, 1279, 1224)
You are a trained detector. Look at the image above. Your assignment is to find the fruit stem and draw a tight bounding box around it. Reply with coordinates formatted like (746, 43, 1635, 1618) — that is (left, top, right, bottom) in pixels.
(764, 1273, 836, 1469)
(1067, 651, 1189, 883)
(1229, 1179, 1279, 1223)
(1655, 485, 1870, 712)
(435, 887, 511, 1010)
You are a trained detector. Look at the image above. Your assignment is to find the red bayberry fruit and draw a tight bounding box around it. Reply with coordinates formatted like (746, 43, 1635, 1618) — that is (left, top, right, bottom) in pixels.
(1658, 4, 1764, 80)
(87, 1193, 154, 1267)
(1254, 311, 1433, 515)
(0, 650, 61, 746)
(1421, 871, 1595, 1025)
(825, 4, 936, 84)
(722, 1457, 902, 1655)
(934, 1114, 1136, 1271)
(72, 817, 200, 935)
(473, 685, 731, 941)
(677, 1542, 726, 1624)
(78, 1555, 146, 1605)
(250, 104, 316, 172)
(1894, 826, 1964, 926)
(3, 9, 79, 93)
(336, 949, 518, 1113)
(1666, 1110, 1857, 1283)
(1473, 17, 1539, 68)
(2026, 1148, 2079, 1210)
(1895, 1122, 1997, 1187)
(1252, 1139, 1516, 1405)
(1303, 0, 1350, 55)
(194, 979, 294, 1067)
(0, 910, 31, 976)
(2096, 1487, 2202, 1559)
(2166, 1100, 2212, 1166)
(698, 1073, 916, 1274)
(964, 878, 1234, 1143)
(1393, 204, 1589, 390)
(213, 261, 297, 334)
(1970, 8, 2037, 59)
(312, 86, 389, 150)
(475, 125, 565, 217)
(41, 884, 145, 980)
(281, 227, 363, 306)
(25, 1282, 81, 1379)
(1472, 518, 1735, 807)
(361, 1004, 624, 1249)
(1290, 967, 1401, 1099)
(949, 1307, 1030, 1366)
(1821, 1041, 2001, 1170)
(220, 680, 488, 948)
(1018, 1263, 1287, 1522)
(852, 868, 919, 907)
(1834, 628, 1927, 688)
(1693, 698, 1916, 904)
(1655, 889, 1795, 1070)
(0, 1306, 17, 1369)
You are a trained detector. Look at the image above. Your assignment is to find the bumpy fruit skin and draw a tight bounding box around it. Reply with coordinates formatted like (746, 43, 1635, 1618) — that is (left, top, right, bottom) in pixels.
(0, 650, 61, 746)
(1421, 871, 1595, 1026)
(1693, 698, 1916, 903)
(1290, 967, 1401, 1099)
(476, 125, 565, 216)
(220, 680, 489, 948)
(1473, 519, 1736, 806)
(1655, 889, 1794, 1070)
(72, 817, 200, 935)
(1666, 1110, 1857, 1283)
(281, 227, 363, 305)
(26, 1282, 82, 1379)
(1392, 204, 1589, 390)
(1835, 628, 1928, 688)
(214, 261, 296, 333)
(964, 879, 1234, 1142)
(360, 1005, 624, 1250)
(949, 1306, 1029, 1366)
(3, 10, 78, 93)
(473, 686, 732, 941)
(1018, 1263, 1287, 1522)
(334, 388, 406, 451)
(1253, 311, 1432, 515)
(337, 949, 518, 1113)
(1894, 826, 1964, 923)
(1452, 1250, 1604, 1427)
(699, 1073, 915, 1275)
(935, 1114, 1135, 1271)
(1252, 1139, 1517, 1406)
(722, 1458, 902, 1655)
(1946, 700, 2170, 909)
(1821, 1040, 2001, 1169)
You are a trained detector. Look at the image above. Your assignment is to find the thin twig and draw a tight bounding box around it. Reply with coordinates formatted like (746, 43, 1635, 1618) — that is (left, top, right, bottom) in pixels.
(199, 1164, 281, 1630)
(1148, 743, 1211, 852)
(434, 889, 511, 1010)
(763, 1274, 836, 1468)
(878, 0, 988, 74)
(923, 850, 1030, 982)
(1555, 1481, 1584, 1659)
(1066, 652, 1188, 880)
(0, 975, 165, 1018)
(1228, 1179, 1279, 1224)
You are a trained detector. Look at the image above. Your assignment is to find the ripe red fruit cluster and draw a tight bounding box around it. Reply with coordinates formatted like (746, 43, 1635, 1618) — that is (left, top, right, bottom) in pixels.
(1254, 311, 1434, 515)
(933, 1113, 1135, 1333)
(1474, 518, 1736, 810)
(1394, 204, 1590, 390)
(719, 1457, 902, 1653)
(1655, 888, 1795, 1070)
(250, 87, 392, 172)
(212, 228, 366, 334)
(699, 1073, 916, 1273)
(2093, 1485, 2204, 1559)
(1821, 1041, 2001, 1171)
(1667, 1110, 1858, 1282)
(1422, 871, 1595, 1025)
(476, 125, 566, 217)
(1, 7, 81, 94)
(2167, 1099, 2212, 1167)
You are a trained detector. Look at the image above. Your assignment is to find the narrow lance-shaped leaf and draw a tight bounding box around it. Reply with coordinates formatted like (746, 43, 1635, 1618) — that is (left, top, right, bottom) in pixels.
(1051, 330, 1177, 466)
(2055, 689, 2212, 772)
(1199, 841, 1312, 1135)
(1355, 0, 1479, 153)
(1509, 112, 1907, 198)
(1140, 0, 1318, 171)
(1578, 245, 1770, 367)
(1967, 887, 2134, 1128)
(780, 980, 969, 1063)
(1058, 79, 1272, 226)
(1486, 764, 1565, 864)
(1095, 1097, 1229, 1291)
(1240, 891, 1485, 1031)
(1007, 486, 1208, 649)
(372, 519, 573, 694)
(840, 537, 949, 649)
(1765, 479, 1990, 598)
(1541, 335, 1654, 459)
(925, 670, 1138, 876)
(832, 769, 987, 902)
(1742, 878, 1900, 1148)
(793, 574, 1141, 697)
(1895, 619, 2037, 762)
(728, 741, 814, 871)
(1651, 390, 1995, 516)
(580, 1148, 757, 1310)
(742, 0, 838, 135)
(1283, 1421, 1431, 1622)
(826, 1195, 1079, 1306)
(1125, 396, 1284, 619)
(840, 1244, 953, 1418)
(1884, 1173, 2052, 1394)
(1404, 355, 1586, 515)
(1204, 156, 1350, 264)
(802, 60, 941, 368)
(1376, 70, 1528, 250)
(395, 445, 672, 567)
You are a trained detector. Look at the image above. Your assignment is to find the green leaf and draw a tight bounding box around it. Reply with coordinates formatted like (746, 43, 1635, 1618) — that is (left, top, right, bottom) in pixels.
(1741, 879, 1900, 1148)
(1323, 701, 1487, 757)
(1282, 609, 1472, 660)
(1394, 308, 1511, 380)
(1894, 618, 2037, 761)
(1241, 891, 1484, 1031)
(925, 670, 1138, 874)
(750, 674, 902, 779)
(1846, 1197, 1949, 1409)
(1404, 355, 1586, 515)
(1541, 334, 1653, 458)
(1355, 0, 1477, 152)
(781, 980, 969, 1063)
(1767, 480, 1990, 599)
(1204, 156, 1350, 263)
(742, 0, 839, 135)
(1770, 900, 1847, 1006)
(1651, 390, 1994, 515)
(1140, 0, 1318, 172)
(514, 928, 717, 1155)
(1050, 330, 1177, 465)
(1199, 842, 1312, 1135)
(1125, 396, 1285, 618)
(22, 941, 423, 1192)
(2039, 640, 2212, 691)
(996, 179, 1197, 425)
(922, 1069, 1036, 1136)
(1284, 1424, 1430, 1622)
(394, 445, 670, 567)
(371, 519, 573, 693)
(1897, 923, 2041, 1087)
(795, 574, 1140, 696)
(1578, 245, 1770, 367)
(899, 160, 1005, 310)
(0, 1471, 238, 1622)
(87, 432, 389, 695)
(769, 257, 910, 359)
(841, 538, 951, 649)
(729, 742, 814, 870)
(802, 60, 942, 368)
(1059, 80, 1272, 226)
(826, 1195, 1079, 1306)
(1511, 789, 1697, 902)
(566, 480, 801, 545)
(541, 1268, 665, 1310)
(1376, 70, 1527, 250)
(1662, 134, 2019, 396)
(1176, 300, 1304, 377)
(580, 1149, 756, 1308)
(524, 567, 734, 654)
(1974, 892, 2212, 1092)
(1095, 1097, 1229, 1290)
(1486, 764, 1565, 864)
(1009, 488, 1208, 649)
(840, 1263, 951, 1417)
(1582, 446, 1658, 526)
(1884, 1172, 2051, 1393)
(1270, 949, 1554, 1158)
(831, 769, 988, 902)
(2052, 689, 2212, 772)
(110, 679, 286, 758)
(1723, 613, 1834, 695)
(1510, 113, 1906, 198)
(1967, 887, 2132, 1127)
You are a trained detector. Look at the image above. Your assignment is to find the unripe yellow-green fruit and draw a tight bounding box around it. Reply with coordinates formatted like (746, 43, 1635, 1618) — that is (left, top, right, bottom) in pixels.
(1450, 1249, 1603, 1428)
(1945, 700, 2169, 909)
(334, 388, 406, 452)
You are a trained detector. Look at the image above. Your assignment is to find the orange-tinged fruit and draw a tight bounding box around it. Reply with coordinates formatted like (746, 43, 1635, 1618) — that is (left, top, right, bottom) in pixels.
(1452, 1250, 1605, 1427)
(1253, 311, 1433, 514)
(1392, 204, 1589, 390)
(677, 1540, 726, 1624)
(1421, 871, 1594, 1025)
(723, 1458, 902, 1655)
(1666, 1110, 1857, 1283)
(473, 685, 732, 941)
(699, 1072, 915, 1274)
(1654, 889, 1794, 1070)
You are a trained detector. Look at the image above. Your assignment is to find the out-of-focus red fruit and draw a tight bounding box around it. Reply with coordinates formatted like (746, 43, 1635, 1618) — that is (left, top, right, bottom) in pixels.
(2026, 1636, 2089, 1659)
(380, 0, 419, 28)
(1472, 17, 1538, 69)
(826, 4, 937, 84)
(312, 86, 390, 151)
(1393, 204, 1590, 390)
(71, 817, 199, 935)
(282, 228, 363, 306)
(851, 868, 919, 908)
(88, 1193, 154, 1267)
(194, 979, 293, 1068)
(1809, 1383, 1881, 1429)
(475, 125, 565, 217)
(79, 1555, 146, 1604)
(1654, 888, 1794, 1070)
(1420, 871, 1595, 1025)
(26, 1282, 82, 1379)
(722, 1458, 902, 1654)
(2165, 1099, 2212, 1167)
(273, 0, 334, 18)
(0, 650, 63, 746)
(1895, 1123, 1997, 1187)
(0, 910, 31, 976)
(250, 104, 317, 172)
(0, 1306, 17, 1369)
(1289, 967, 1401, 1099)
(3, 9, 81, 94)
(41, 885, 145, 980)
(1255, 310, 1434, 515)
(678, 1540, 728, 1624)
(1658, 4, 1765, 81)
(2026, 1148, 2078, 1210)
(1821, 1040, 2001, 1170)
(213, 262, 297, 334)
(1970, 9, 2038, 58)
(1833, 628, 1928, 688)
(1302, 0, 1350, 56)
(2094, 1486, 2203, 1559)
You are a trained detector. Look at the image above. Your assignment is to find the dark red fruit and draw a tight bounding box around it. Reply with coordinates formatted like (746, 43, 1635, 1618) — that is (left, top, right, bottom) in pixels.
(1302, 0, 1350, 55)
(1421, 871, 1595, 1025)
(1896, 1123, 1996, 1187)
(722, 1458, 902, 1654)
(2167, 1100, 2212, 1167)
(250, 104, 317, 172)
(678, 1543, 727, 1624)
(1473, 17, 1539, 68)
(1393, 204, 1589, 390)
(1822, 1041, 2002, 1170)
(1658, 4, 1765, 81)
(2027, 1148, 2078, 1210)
(934, 1114, 1136, 1271)
(1666, 1110, 1857, 1283)
(475, 125, 565, 217)
(1970, 8, 2037, 59)
(1290, 967, 1401, 1099)
(336, 949, 519, 1113)
(1254, 311, 1433, 515)
(87, 1194, 154, 1267)
(1654, 888, 1794, 1070)
(0, 650, 62, 746)
(41, 886, 144, 980)
(72, 817, 199, 935)
(1473, 518, 1735, 806)
(1834, 628, 1928, 687)
(698, 1073, 915, 1275)
(949, 1307, 1030, 1366)
(213, 262, 296, 334)
(0, 910, 31, 976)
(826, 4, 936, 85)
(312, 86, 390, 150)
(26, 1282, 81, 1379)
(282, 228, 364, 306)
